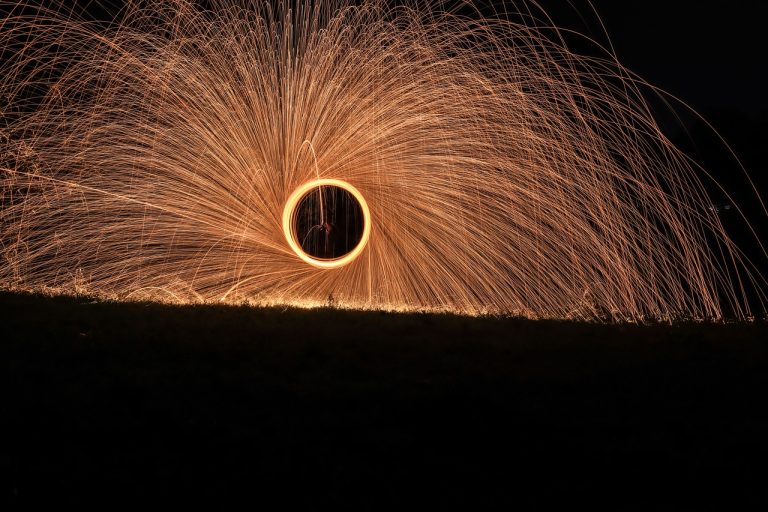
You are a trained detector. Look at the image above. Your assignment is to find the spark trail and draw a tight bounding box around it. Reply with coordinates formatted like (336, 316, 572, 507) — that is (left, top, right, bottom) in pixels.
(1, 0, 765, 320)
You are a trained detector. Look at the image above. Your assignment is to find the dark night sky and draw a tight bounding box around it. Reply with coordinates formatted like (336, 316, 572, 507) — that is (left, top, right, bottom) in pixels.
(539, 0, 767, 213)
(35, 0, 768, 191)
(542, 0, 768, 116)
(542, 0, 767, 275)
(72, 1, 767, 116)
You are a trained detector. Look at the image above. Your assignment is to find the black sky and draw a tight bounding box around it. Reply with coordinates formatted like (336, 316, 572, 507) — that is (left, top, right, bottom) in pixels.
(540, 0, 766, 274)
(69, 1, 768, 116)
(44, 0, 768, 188)
(540, 0, 768, 116)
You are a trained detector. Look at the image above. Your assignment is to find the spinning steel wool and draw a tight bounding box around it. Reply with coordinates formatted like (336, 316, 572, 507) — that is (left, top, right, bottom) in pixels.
(1, 0, 765, 320)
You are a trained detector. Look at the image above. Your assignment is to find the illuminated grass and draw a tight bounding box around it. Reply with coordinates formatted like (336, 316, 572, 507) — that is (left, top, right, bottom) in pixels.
(2, 290, 767, 505)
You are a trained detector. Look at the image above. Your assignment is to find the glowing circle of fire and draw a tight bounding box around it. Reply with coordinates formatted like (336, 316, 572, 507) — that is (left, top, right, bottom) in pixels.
(283, 179, 371, 269)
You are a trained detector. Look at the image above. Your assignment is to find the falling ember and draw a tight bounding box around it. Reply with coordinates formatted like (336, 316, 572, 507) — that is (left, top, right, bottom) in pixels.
(0, 0, 766, 320)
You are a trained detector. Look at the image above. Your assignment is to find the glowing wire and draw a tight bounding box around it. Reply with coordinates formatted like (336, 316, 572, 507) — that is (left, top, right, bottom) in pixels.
(282, 178, 371, 269)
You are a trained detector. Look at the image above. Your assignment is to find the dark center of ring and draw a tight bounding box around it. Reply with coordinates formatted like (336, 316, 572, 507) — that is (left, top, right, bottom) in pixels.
(293, 185, 365, 260)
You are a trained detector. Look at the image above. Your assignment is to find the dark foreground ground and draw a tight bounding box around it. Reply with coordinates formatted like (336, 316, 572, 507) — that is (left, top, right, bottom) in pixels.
(1, 291, 767, 508)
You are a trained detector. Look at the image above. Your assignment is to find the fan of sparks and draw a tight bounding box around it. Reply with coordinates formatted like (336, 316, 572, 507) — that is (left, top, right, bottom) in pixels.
(1, 0, 766, 321)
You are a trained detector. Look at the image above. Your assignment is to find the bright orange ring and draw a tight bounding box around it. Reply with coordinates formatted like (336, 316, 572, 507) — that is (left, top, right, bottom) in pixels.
(282, 178, 371, 269)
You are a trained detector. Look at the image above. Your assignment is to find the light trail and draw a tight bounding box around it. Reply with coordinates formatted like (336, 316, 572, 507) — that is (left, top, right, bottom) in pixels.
(0, 0, 765, 320)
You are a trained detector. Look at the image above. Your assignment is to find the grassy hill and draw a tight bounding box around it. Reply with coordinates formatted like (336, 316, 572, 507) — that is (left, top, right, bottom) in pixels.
(2, 291, 767, 507)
